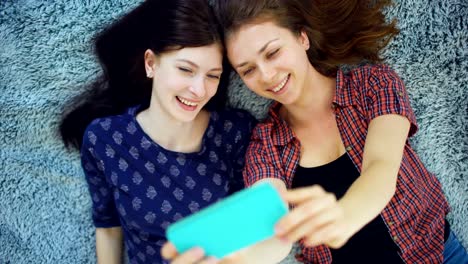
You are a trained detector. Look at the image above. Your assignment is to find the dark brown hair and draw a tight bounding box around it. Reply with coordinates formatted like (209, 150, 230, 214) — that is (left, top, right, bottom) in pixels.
(214, 0, 399, 76)
(60, 0, 230, 150)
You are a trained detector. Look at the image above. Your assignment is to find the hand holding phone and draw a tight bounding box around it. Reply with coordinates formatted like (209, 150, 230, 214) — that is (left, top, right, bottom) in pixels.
(166, 182, 288, 259)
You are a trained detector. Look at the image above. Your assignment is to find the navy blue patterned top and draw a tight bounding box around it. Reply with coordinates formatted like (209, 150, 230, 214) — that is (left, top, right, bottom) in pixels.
(80, 105, 257, 264)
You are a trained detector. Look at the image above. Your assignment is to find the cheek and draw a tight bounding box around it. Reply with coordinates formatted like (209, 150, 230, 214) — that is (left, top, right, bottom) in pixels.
(206, 82, 219, 98)
(164, 76, 188, 92)
(292, 49, 310, 70)
(154, 73, 169, 89)
(241, 77, 261, 93)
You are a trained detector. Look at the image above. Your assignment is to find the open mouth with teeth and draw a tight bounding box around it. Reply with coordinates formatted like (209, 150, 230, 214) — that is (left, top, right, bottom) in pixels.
(176, 96, 199, 111)
(271, 74, 290, 93)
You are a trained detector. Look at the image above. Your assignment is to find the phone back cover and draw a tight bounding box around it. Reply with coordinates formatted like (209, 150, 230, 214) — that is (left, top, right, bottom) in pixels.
(167, 182, 287, 258)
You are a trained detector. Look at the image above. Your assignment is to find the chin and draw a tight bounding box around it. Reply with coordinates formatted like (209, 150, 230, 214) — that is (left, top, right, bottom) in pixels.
(175, 111, 200, 123)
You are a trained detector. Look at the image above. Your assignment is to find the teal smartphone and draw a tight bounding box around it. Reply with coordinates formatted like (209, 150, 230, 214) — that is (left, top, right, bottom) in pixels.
(166, 182, 288, 259)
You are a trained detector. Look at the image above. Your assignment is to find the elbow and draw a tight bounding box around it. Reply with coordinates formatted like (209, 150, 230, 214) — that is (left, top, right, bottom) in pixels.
(384, 171, 398, 203)
(388, 182, 397, 201)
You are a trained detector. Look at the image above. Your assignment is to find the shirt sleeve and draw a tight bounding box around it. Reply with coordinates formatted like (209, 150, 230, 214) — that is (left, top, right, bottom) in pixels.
(81, 128, 121, 228)
(365, 66, 418, 137)
(242, 126, 286, 187)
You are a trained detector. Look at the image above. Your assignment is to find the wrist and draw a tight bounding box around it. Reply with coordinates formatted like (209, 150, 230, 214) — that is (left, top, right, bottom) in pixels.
(337, 199, 363, 240)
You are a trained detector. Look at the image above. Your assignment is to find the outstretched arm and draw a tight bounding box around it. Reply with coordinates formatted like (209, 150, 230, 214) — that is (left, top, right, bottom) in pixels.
(276, 114, 410, 248)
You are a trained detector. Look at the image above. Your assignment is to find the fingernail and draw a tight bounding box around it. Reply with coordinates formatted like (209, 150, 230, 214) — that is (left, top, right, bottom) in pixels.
(192, 247, 204, 257)
(279, 236, 289, 243)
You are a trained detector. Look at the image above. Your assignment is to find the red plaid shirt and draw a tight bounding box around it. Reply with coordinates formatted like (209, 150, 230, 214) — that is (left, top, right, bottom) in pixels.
(243, 65, 450, 263)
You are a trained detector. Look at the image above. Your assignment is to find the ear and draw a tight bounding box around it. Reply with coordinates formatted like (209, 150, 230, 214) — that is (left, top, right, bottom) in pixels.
(144, 49, 158, 78)
(298, 30, 310, 51)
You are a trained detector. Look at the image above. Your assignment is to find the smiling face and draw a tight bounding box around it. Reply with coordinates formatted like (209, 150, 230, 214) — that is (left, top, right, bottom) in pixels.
(145, 43, 223, 122)
(226, 21, 312, 105)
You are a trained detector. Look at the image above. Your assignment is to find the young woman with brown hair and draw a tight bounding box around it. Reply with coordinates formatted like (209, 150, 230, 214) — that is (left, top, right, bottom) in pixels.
(161, 0, 467, 263)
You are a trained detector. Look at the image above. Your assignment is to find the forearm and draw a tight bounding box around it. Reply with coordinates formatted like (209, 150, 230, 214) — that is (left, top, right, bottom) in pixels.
(339, 160, 398, 236)
(96, 227, 124, 264)
(339, 114, 408, 236)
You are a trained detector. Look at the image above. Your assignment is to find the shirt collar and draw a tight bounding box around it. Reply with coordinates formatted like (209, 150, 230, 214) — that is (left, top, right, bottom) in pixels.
(266, 102, 296, 146)
(333, 68, 356, 107)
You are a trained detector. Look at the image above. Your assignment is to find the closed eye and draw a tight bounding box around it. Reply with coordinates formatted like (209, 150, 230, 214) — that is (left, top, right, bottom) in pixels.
(207, 74, 221, 80)
(266, 48, 280, 59)
(242, 67, 255, 77)
(178, 67, 193, 74)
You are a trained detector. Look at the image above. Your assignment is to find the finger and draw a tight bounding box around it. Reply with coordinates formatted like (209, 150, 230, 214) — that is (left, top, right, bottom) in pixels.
(275, 193, 336, 235)
(327, 235, 349, 249)
(283, 185, 326, 204)
(303, 221, 344, 247)
(277, 186, 288, 202)
(171, 247, 205, 264)
(282, 205, 341, 243)
(255, 179, 288, 201)
(161, 242, 178, 259)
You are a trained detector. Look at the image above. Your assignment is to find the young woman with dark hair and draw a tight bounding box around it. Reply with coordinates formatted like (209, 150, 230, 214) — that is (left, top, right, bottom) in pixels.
(59, 0, 256, 263)
(161, 0, 467, 263)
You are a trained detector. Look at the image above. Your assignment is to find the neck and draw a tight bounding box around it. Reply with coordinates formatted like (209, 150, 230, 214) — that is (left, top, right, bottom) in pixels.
(137, 100, 208, 153)
(282, 65, 336, 127)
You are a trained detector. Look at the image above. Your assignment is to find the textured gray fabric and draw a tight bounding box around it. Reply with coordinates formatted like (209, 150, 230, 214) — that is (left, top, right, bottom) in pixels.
(0, 0, 466, 263)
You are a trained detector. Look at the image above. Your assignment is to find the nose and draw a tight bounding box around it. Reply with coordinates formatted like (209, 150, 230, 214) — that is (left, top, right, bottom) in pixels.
(189, 76, 206, 98)
(259, 63, 275, 84)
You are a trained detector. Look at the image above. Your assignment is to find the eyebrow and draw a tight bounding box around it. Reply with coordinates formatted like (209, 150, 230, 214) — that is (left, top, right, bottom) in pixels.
(235, 38, 279, 69)
(176, 59, 222, 72)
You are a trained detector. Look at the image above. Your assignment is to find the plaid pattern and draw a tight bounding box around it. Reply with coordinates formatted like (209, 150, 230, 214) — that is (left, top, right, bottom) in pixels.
(243, 65, 450, 263)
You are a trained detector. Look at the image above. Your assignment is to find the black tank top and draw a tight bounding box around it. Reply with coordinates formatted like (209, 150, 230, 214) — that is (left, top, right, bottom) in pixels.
(292, 154, 404, 264)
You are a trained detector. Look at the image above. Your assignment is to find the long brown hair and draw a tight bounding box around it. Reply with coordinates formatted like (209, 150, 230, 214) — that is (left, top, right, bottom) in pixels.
(214, 0, 399, 76)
